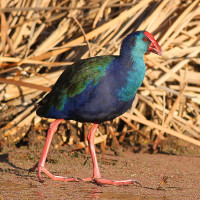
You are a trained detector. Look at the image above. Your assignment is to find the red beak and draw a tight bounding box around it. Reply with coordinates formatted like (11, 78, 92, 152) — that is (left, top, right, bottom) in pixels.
(144, 31, 163, 56)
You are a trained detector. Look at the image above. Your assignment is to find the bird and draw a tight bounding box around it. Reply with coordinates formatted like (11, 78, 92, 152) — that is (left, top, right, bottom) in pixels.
(30, 31, 162, 186)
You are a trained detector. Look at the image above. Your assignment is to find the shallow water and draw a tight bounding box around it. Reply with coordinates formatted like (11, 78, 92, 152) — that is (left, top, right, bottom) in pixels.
(0, 181, 39, 199)
(0, 180, 170, 200)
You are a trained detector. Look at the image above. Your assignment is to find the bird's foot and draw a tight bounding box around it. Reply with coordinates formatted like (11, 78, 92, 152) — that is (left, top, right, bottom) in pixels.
(29, 162, 81, 182)
(82, 177, 142, 186)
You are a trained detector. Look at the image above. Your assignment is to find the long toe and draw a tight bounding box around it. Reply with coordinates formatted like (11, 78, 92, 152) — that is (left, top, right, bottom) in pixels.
(94, 178, 142, 186)
(82, 177, 142, 186)
(38, 166, 44, 182)
(39, 166, 80, 182)
(29, 162, 81, 182)
(29, 162, 38, 172)
(29, 162, 45, 182)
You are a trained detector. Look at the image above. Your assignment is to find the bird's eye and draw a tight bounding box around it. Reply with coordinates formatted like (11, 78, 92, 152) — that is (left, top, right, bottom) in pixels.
(143, 37, 148, 42)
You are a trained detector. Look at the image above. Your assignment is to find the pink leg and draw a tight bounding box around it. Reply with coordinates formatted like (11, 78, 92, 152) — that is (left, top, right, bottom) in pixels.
(30, 119, 80, 182)
(82, 124, 142, 186)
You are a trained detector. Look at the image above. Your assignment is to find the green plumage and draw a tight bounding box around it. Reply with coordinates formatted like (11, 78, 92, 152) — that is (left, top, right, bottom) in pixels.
(65, 56, 115, 97)
(39, 56, 115, 113)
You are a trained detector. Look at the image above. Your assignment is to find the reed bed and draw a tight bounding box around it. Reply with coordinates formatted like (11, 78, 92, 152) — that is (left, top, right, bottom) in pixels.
(0, 0, 200, 153)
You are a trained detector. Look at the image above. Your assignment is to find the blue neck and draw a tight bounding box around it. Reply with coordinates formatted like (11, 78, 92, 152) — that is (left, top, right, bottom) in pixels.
(116, 53, 146, 101)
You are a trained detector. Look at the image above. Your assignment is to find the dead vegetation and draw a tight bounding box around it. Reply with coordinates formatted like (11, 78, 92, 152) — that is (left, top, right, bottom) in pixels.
(0, 0, 200, 153)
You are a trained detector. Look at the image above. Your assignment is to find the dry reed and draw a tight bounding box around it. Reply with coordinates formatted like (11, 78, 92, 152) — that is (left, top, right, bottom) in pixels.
(0, 0, 200, 152)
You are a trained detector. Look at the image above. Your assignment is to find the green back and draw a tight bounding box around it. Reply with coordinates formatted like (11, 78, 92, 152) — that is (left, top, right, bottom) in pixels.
(44, 55, 115, 111)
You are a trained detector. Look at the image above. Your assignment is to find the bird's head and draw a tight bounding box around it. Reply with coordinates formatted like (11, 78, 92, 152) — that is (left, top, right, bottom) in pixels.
(120, 31, 162, 58)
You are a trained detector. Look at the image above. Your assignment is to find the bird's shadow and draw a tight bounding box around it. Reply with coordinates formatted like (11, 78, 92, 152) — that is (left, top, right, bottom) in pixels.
(0, 153, 24, 170)
(0, 153, 32, 179)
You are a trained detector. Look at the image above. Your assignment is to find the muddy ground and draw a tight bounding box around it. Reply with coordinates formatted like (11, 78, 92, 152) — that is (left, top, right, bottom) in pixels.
(0, 146, 200, 200)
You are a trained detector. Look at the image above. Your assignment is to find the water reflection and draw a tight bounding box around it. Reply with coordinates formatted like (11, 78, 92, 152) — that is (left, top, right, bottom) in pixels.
(0, 181, 40, 199)
(0, 180, 170, 200)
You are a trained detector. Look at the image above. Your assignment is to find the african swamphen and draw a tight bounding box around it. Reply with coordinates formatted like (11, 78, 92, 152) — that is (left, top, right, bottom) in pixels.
(31, 31, 162, 186)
